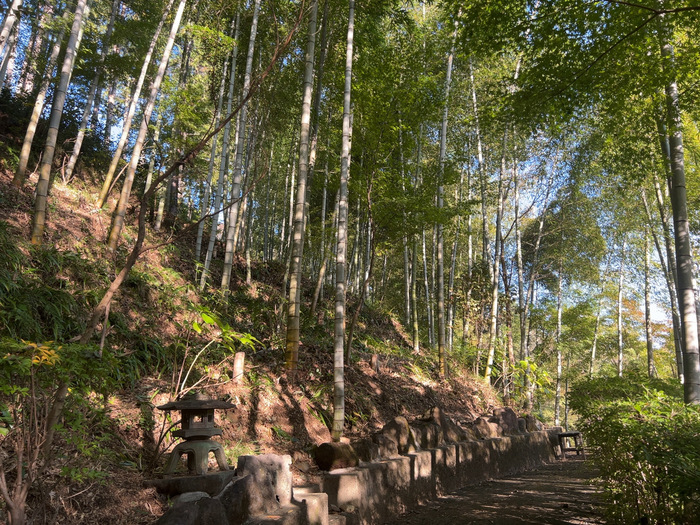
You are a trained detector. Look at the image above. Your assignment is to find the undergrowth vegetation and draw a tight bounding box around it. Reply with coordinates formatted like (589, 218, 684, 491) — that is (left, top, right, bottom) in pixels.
(569, 375, 700, 524)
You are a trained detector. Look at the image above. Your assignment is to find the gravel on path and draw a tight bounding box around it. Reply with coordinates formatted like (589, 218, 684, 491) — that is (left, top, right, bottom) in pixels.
(383, 456, 605, 524)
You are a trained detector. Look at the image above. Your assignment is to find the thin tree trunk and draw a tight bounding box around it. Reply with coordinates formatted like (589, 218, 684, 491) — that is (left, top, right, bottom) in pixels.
(436, 19, 456, 378)
(0, 19, 18, 89)
(422, 228, 433, 346)
(554, 262, 563, 426)
(347, 184, 374, 361)
(469, 58, 489, 264)
(96, 0, 175, 208)
(221, 0, 261, 292)
(332, 0, 354, 442)
(200, 10, 240, 290)
(195, 51, 228, 262)
(411, 237, 420, 353)
(645, 226, 656, 378)
(63, 0, 119, 182)
(659, 11, 700, 403)
(30, 0, 89, 245)
(484, 136, 508, 382)
(106, 0, 186, 252)
(617, 239, 626, 378)
(285, 0, 318, 371)
(13, 10, 69, 187)
(0, 0, 21, 51)
(643, 185, 682, 379)
(311, 188, 339, 319)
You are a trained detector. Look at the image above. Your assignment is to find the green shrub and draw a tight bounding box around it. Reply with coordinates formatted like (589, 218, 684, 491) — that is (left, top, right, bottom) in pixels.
(569, 375, 700, 524)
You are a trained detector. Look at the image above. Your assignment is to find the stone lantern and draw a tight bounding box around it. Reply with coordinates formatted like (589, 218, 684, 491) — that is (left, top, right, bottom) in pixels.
(157, 392, 235, 476)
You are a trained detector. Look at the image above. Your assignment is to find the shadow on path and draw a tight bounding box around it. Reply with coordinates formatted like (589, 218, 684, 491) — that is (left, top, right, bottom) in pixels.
(384, 456, 605, 524)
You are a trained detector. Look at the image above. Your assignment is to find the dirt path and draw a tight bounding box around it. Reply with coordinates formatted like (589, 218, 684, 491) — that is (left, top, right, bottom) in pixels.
(383, 457, 605, 524)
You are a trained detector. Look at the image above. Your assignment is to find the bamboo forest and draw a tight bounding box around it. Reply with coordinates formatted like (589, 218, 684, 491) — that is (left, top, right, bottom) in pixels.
(1, 0, 700, 523)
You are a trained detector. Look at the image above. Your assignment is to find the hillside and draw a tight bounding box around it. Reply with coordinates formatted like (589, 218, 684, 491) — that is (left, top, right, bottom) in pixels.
(0, 168, 501, 524)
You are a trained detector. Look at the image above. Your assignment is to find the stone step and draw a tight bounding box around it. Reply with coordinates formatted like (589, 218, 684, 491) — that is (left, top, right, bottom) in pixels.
(246, 504, 303, 525)
(328, 515, 347, 525)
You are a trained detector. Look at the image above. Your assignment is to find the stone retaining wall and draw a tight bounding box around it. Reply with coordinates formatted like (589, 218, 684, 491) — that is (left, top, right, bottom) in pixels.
(321, 429, 561, 525)
(153, 428, 562, 525)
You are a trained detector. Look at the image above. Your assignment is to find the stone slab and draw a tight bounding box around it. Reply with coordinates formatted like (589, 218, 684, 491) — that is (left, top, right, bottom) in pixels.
(145, 470, 239, 496)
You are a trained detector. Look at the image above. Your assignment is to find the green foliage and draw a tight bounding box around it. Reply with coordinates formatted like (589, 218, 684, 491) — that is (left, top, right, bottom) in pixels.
(569, 376, 699, 524)
(0, 339, 118, 499)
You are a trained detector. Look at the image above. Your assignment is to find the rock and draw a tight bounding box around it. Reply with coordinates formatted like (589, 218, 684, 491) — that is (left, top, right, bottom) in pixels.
(525, 414, 544, 432)
(373, 433, 399, 458)
(472, 416, 501, 439)
(216, 474, 278, 524)
(313, 442, 359, 471)
(490, 407, 520, 435)
(419, 407, 469, 444)
(172, 492, 211, 505)
(350, 437, 380, 462)
(237, 454, 293, 506)
(410, 421, 441, 449)
(517, 417, 527, 433)
(381, 416, 417, 454)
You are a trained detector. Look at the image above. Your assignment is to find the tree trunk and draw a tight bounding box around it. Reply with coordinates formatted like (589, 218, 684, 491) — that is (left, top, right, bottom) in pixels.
(347, 185, 374, 361)
(412, 237, 420, 353)
(589, 254, 611, 378)
(0, 0, 21, 51)
(106, 0, 186, 252)
(221, 0, 261, 292)
(63, 0, 119, 183)
(30, 0, 89, 245)
(200, 10, 240, 290)
(96, 0, 175, 208)
(659, 12, 700, 403)
(469, 58, 489, 264)
(0, 18, 18, 89)
(195, 49, 228, 263)
(644, 226, 656, 378)
(554, 262, 563, 426)
(484, 137, 507, 382)
(617, 239, 626, 378)
(12, 9, 69, 187)
(332, 0, 354, 442)
(285, 0, 318, 371)
(436, 19, 456, 378)
(643, 185, 683, 380)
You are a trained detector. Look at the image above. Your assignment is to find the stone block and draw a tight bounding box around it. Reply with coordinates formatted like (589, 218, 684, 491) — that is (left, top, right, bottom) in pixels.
(432, 445, 458, 494)
(322, 468, 362, 510)
(216, 474, 279, 525)
(246, 502, 306, 525)
(144, 470, 239, 497)
(313, 442, 360, 471)
(238, 454, 293, 505)
(155, 495, 228, 525)
(407, 450, 435, 503)
(295, 492, 329, 525)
